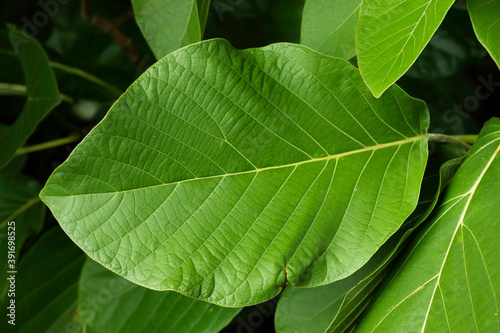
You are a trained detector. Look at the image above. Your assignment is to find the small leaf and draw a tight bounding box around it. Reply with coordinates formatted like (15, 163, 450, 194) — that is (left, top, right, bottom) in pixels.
(131, 0, 207, 59)
(357, 0, 455, 97)
(77, 258, 241, 333)
(0, 227, 85, 333)
(356, 118, 500, 332)
(41, 39, 429, 307)
(0, 172, 45, 301)
(301, 0, 362, 59)
(275, 144, 465, 333)
(467, 0, 500, 69)
(0, 26, 61, 168)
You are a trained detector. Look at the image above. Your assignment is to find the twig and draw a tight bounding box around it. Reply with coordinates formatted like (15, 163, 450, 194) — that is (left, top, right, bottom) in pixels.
(81, 0, 142, 66)
(15, 133, 82, 155)
(427, 133, 473, 151)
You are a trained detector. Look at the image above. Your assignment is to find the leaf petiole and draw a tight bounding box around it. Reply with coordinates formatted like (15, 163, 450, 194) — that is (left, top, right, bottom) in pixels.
(15, 133, 82, 155)
(427, 133, 477, 151)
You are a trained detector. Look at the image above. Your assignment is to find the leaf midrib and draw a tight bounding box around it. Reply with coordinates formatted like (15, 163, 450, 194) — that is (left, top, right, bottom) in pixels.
(43, 135, 426, 198)
(420, 139, 500, 331)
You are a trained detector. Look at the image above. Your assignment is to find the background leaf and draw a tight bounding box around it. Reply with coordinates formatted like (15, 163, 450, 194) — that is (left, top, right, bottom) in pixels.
(131, 0, 207, 59)
(0, 227, 85, 333)
(0, 26, 61, 168)
(41, 40, 429, 307)
(357, 0, 455, 97)
(356, 118, 500, 332)
(0, 171, 45, 302)
(467, 0, 500, 69)
(301, 0, 362, 59)
(274, 144, 465, 333)
(77, 258, 241, 333)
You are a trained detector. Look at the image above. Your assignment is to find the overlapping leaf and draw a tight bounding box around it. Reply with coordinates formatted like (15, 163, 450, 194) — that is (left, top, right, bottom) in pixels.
(357, 0, 455, 97)
(356, 118, 500, 332)
(0, 27, 61, 168)
(275, 144, 465, 333)
(0, 227, 85, 333)
(467, 0, 500, 69)
(41, 40, 429, 307)
(301, 0, 362, 59)
(407, 5, 487, 79)
(77, 259, 241, 332)
(131, 0, 209, 59)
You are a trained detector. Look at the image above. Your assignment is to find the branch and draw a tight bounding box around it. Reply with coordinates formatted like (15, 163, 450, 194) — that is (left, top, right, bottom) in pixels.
(81, 0, 142, 66)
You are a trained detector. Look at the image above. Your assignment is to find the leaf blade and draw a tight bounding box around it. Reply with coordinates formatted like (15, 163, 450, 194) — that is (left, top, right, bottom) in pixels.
(275, 144, 465, 333)
(357, 0, 455, 97)
(356, 118, 500, 332)
(301, 0, 362, 59)
(77, 259, 241, 333)
(467, 0, 500, 69)
(0, 27, 61, 168)
(41, 40, 429, 307)
(131, 0, 206, 59)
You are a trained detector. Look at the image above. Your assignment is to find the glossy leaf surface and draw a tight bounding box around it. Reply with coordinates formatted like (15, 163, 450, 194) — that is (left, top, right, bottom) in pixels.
(41, 40, 429, 307)
(301, 0, 362, 59)
(357, 0, 455, 97)
(78, 259, 241, 332)
(0, 27, 61, 168)
(357, 118, 500, 332)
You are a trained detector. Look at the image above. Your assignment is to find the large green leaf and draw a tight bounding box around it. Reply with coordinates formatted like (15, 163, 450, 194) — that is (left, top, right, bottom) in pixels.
(301, 0, 362, 59)
(467, 0, 500, 69)
(0, 27, 61, 168)
(78, 258, 241, 332)
(357, 0, 455, 97)
(274, 144, 465, 333)
(131, 0, 208, 60)
(357, 118, 500, 332)
(0, 172, 45, 302)
(41, 39, 429, 307)
(0, 227, 85, 333)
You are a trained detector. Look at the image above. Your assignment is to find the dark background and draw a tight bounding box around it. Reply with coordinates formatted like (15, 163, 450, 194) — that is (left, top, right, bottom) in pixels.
(0, 0, 498, 332)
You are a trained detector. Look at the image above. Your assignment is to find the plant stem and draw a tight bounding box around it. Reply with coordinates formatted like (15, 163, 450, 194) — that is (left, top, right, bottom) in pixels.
(450, 134, 478, 145)
(49, 61, 122, 97)
(0, 82, 26, 95)
(15, 134, 82, 155)
(0, 81, 74, 103)
(0, 47, 122, 97)
(428, 133, 474, 151)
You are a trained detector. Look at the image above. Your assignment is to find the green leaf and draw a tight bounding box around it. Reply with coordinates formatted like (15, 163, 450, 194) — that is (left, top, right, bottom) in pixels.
(0, 172, 45, 302)
(197, 0, 211, 34)
(131, 0, 208, 60)
(357, 0, 455, 97)
(0, 227, 85, 333)
(301, 0, 362, 59)
(356, 118, 500, 332)
(467, 0, 500, 69)
(78, 259, 241, 332)
(406, 5, 487, 79)
(41, 39, 429, 307)
(274, 144, 465, 333)
(0, 27, 61, 168)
